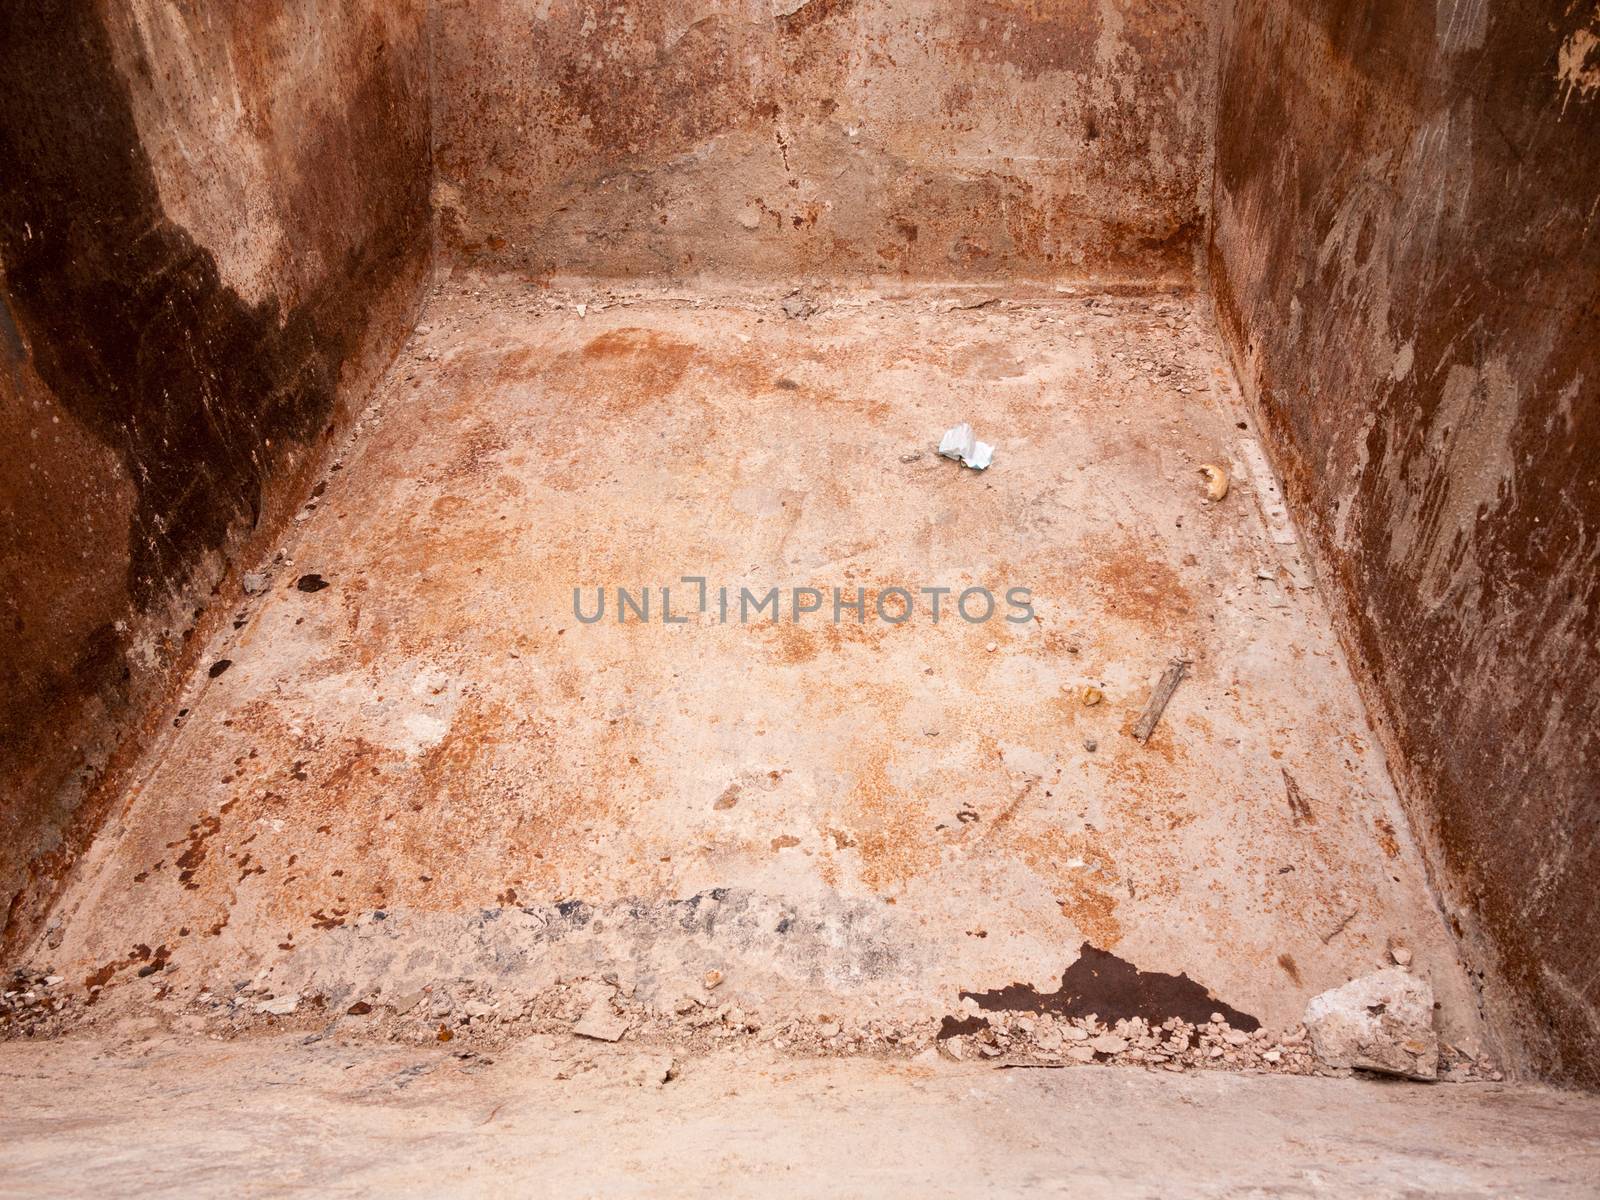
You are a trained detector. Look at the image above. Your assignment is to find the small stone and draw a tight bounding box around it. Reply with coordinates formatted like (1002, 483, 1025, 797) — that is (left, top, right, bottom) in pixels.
(1209, 1013, 1225, 1024)
(1067, 1046, 1095, 1064)
(942, 1037, 966, 1061)
(1089, 1034, 1127, 1055)
(817, 1020, 841, 1038)
(703, 970, 724, 990)
(572, 999, 630, 1042)
(1390, 945, 1413, 967)
(1304, 967, 1438, 1080)
(985, 642, 998, 653)
(1062, 1026, 1089, 1042)
(622, 1053, 677, 1087)
(734, 205, 762, 231)
(242, 571, 270, 595)
(781, 291, 817, 320)
(1223, 1029, 1251, 1047)
(255, 993, 300, 1016)
(1083, 738, 1097, 752)
(674, 996, 700, 1015)
(1263, 1049, 1282, 1063)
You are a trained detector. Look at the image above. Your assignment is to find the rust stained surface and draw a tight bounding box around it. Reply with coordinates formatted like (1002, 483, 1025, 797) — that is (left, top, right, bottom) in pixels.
(0, 0, 431, 955)
(37, 278, 1485, 1042)
(430, 0, 1216, 282)
(1210, 0, 1600, 1085)
(959, 942, 1261, 1030)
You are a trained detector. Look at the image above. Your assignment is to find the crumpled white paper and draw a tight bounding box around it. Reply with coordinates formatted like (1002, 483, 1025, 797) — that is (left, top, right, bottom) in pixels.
(937, 422, 994, 470)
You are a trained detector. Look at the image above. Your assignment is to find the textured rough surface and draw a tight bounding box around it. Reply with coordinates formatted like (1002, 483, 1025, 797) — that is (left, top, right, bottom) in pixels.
(1305, 966, 1439, 1080)
(0, 1, 431, 956)
(4, 1032, 1600, 1197)
(3, 0, 1593, 1113)
(1210, 0, 1600, 1085)
(30, 278, 1485, 1049)
(431, 0, 1217, 283)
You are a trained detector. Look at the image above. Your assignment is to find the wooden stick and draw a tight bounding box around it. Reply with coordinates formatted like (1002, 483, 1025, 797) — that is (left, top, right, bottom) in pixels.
(1132, 657, 1189, 743)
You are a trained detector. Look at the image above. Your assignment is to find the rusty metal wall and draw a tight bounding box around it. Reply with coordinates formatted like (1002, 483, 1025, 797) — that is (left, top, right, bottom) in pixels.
(0, 0, 433, 953)
(431, 0, 1218, 282)
(1210, 0, 1600, 1086)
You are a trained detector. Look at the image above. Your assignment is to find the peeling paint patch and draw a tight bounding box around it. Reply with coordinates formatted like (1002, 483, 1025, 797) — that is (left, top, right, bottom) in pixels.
(1558, 24, 1600, 112)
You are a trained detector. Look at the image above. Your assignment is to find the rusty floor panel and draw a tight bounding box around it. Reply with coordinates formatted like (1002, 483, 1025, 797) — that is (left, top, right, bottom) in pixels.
(38, 275, 1486, 1047)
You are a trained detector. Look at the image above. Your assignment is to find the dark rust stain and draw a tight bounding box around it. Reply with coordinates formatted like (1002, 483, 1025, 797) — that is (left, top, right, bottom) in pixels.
(1282, 769, 1315, 826)
(170, 814, 223, 890)
(311, 908, 348, 931)
(937, 1013, 990, 1040)
(134, 945, 170, 978)
(1373, 816, 1400, 860)
(959, 942, 1260, 1031)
